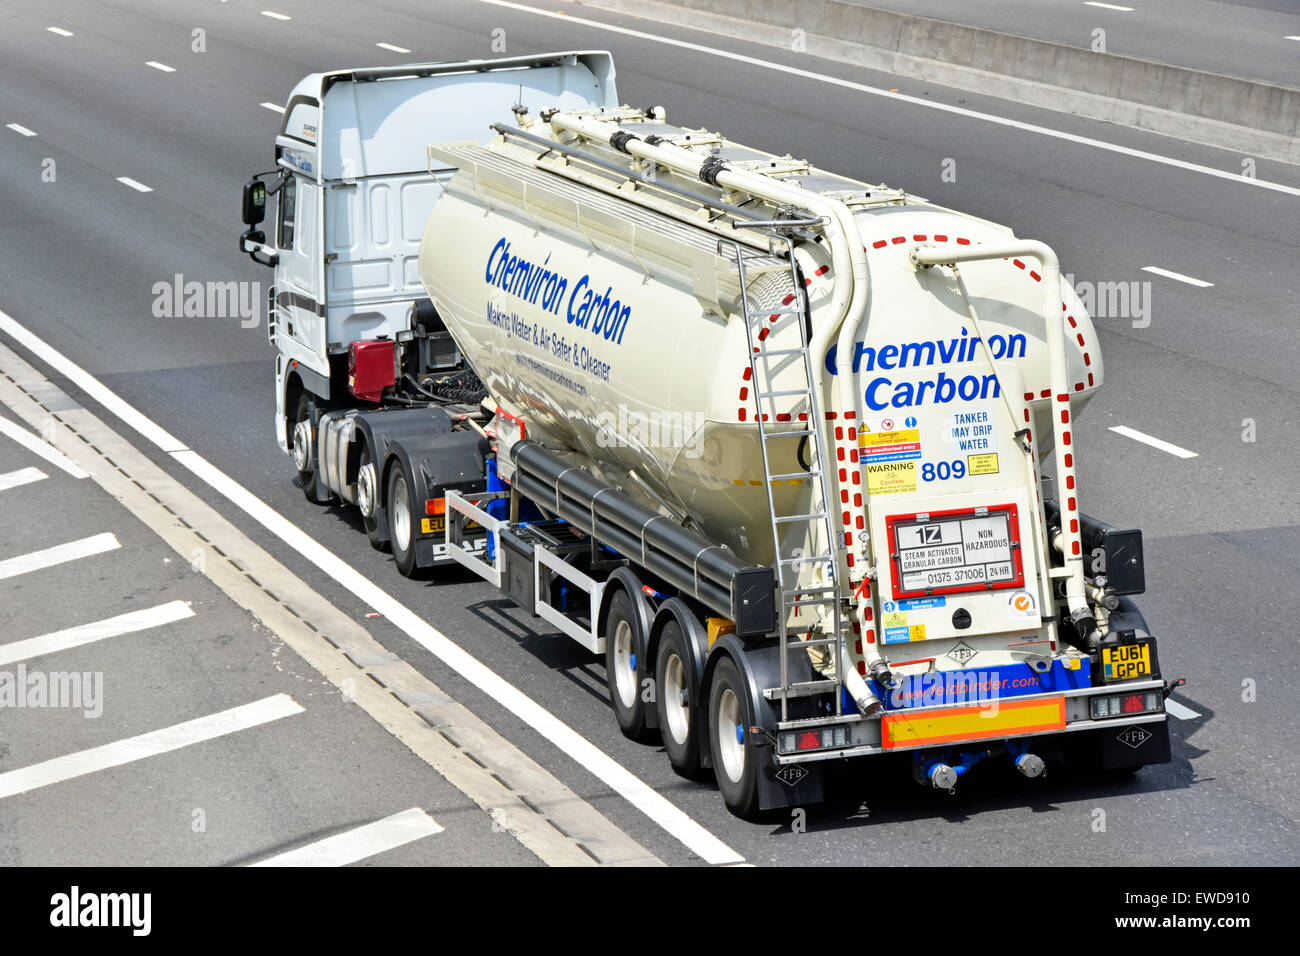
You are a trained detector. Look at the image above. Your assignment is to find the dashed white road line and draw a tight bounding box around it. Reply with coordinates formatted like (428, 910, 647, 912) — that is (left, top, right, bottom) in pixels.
(0, 308, 746, 867)
(46, 27, 74, 37)
(1141, 265, 1215, 288)
(1165, 698, 1201, 720)
(1082, 2, 1134, 11)
(1109, 425, 1199, 459)
(0, 533, 121, 582)
(250, 808, 443, 866)
(0, 694, 304, 800)
(5, 124, 37, 138)
(1286, 36, 1300, 42)
(0, 467, 47, 492)
(116, 177, 153, 193)
(261, 10, 291, 20)
(260, 102, 285, 114)
(0, 601, 195, 667)
(145, 61, 176, 73)
(0, 416, 89, 477)
(476, 0, 1300, 199)
(376, 42, 412, 54)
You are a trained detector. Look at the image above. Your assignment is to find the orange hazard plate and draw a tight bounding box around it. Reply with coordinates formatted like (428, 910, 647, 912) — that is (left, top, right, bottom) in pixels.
(881, 696, 1066, 750)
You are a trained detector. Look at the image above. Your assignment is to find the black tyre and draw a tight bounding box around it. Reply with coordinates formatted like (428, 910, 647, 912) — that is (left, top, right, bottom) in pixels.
(655, 620, 704, 778)
(357, 444, 388, 552)
(604, 589, 654, 742)
(386, 460, 422, 578)
(709, 655, 759, 818)
(292, 394, 321, 502)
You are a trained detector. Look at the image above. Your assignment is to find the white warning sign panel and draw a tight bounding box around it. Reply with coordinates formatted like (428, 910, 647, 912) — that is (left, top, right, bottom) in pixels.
(891, 508, 1020, 595)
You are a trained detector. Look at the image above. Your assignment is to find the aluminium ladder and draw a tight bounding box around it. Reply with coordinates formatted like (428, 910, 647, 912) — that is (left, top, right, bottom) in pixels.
(723, 230, 845, 722)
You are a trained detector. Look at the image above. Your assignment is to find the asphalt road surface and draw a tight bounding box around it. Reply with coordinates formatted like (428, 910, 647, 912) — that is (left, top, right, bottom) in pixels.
(0, 0, 1296, 866)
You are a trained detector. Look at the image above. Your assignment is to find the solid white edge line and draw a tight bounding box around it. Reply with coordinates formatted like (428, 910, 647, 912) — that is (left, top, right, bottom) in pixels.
(0, 694, 304, 799)
(145, 61, 176, 73)
(1164, 698, 1201, 720)
(0, 466, 47, 492)
(1109, 425, 1199, 459)
(474, 0, 1300, 199)
(46, 27, 74, 37)
(116, 177, 153, 193)
(0, 416, 89, 477)
(260, 102, 286, 114)
(1141, 265, 1215, 287)
(0, 309, 745, 866)
(5, 124, 37, 138)
(0, 601, 195, 666)
(0, 533, 121, 582)
(376, 42, 412, 54)
(261, 10, 291, 20)
(249, 808, 443, 866)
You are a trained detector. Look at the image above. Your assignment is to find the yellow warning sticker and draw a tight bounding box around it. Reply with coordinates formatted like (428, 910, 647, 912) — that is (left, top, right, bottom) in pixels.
(908, 624, 927, 642)
(865, 461, 917, 495)
(883, 611, 909, 629)
(967, 453, 1000, 476)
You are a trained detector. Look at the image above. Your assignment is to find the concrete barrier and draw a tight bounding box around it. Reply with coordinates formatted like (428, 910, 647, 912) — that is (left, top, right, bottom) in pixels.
(585, 0, 1300, 164)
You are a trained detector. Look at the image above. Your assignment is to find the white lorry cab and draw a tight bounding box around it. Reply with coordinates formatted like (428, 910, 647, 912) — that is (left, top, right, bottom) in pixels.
(241, 52, 1178, 818)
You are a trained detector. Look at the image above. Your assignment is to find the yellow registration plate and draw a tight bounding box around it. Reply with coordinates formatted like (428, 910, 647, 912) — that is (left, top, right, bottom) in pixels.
(1103, 642, 1151, 681)
(421, 516, 479, 535)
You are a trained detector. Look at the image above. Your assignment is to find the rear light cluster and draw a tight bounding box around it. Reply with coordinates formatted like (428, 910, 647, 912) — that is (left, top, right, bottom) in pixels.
(780, 726, 849, 753)
(1091, 691, 1161, 719)
(425, 497, 446, 517)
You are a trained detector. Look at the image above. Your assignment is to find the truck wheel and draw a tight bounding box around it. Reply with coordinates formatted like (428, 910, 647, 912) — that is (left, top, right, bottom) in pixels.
(656, 620, 703, 777)
(386, 461, 421, 578)
(709, 656, 759, 818)
(357, 445, 388, 552)
(605, 589, 654, 742)
(292, 394, 320, 502)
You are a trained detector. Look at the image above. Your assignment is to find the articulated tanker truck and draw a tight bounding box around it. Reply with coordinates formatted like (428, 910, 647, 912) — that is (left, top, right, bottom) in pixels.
(240, 52, 1175, 816)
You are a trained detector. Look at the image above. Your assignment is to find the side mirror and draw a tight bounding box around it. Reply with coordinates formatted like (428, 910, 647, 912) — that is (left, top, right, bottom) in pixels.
(241, 228, 278, 267)
(242, 178, 267, 225)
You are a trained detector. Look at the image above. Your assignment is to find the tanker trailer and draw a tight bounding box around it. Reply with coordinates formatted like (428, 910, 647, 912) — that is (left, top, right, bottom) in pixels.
(244, 54, 1176, 818)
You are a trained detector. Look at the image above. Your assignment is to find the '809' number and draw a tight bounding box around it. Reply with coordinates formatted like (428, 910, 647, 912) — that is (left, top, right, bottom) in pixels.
(921, 460, 966, 482)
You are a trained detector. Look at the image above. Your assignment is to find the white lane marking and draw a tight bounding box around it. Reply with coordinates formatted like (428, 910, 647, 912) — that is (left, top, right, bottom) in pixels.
(376, 42, 412, 54)
(476, 0, 1300, 199)
(0, 467, 47, 492)
(0, 533, 120, 582)
(0, 310, 746, 867)
(1286, 36, 1300, 42)
(1165, 698, 1201, 720)
(116, 177, 153, 193)
(0, 601, 195, 666)
(260, 102, 285, 114)
(1141, 265, 1215, 287)
(1083, 2, 1134, 11)
(0, 695, 304, 799)
(1109, 425, 1199, 459)
(6, 124, 37, 137)
(46, 27, 74, 37)
(145, 61, 176, 73)
(0, 416, 89, 477)
(261, 10, 291, 20)
(250, 808, 443, 866)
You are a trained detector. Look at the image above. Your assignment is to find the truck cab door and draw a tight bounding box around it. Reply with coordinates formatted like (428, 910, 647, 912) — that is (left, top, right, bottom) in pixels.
(275, 173, 327, 375)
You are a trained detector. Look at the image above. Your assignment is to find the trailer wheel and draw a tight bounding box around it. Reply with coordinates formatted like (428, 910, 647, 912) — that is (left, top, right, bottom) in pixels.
(604, 589, 654, 742)
(386, 461, 421, 578)
(357, 445, 388, 552)
(292, 394, 320, 502)
(656, 620, 703, 777)
(709, 655, 759, 817)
